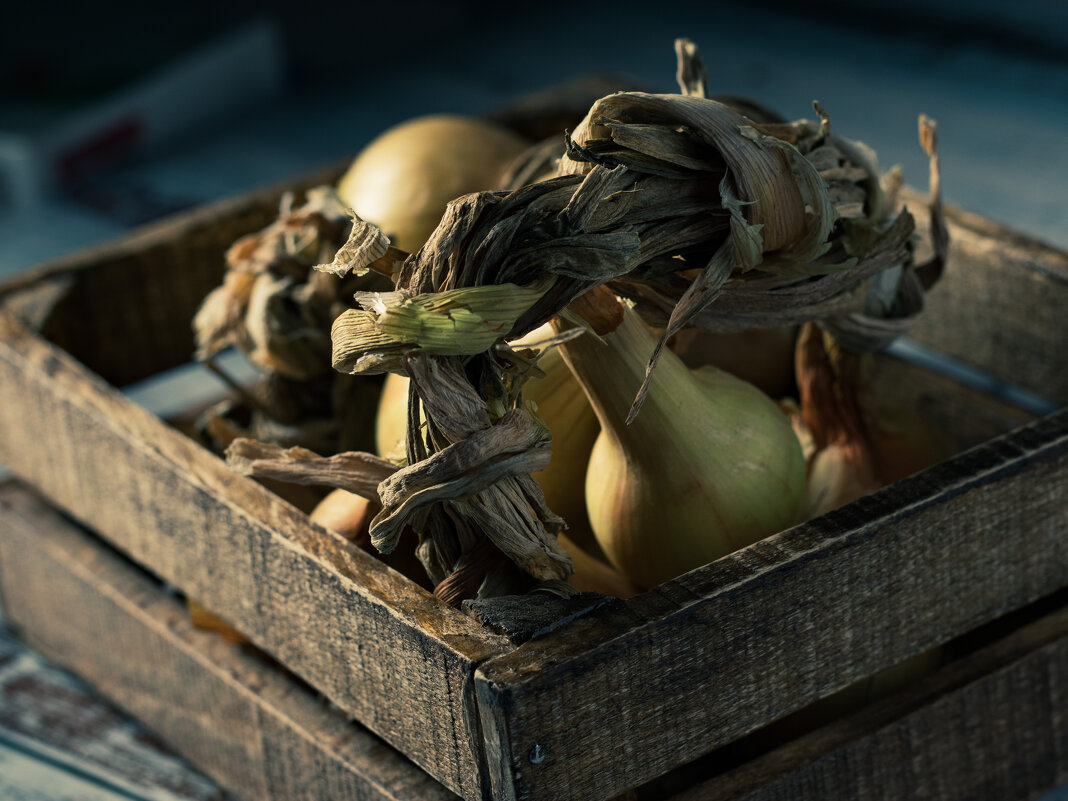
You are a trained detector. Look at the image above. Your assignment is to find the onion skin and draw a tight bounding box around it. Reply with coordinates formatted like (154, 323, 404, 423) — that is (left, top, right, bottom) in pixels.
(797, 323, 954, 518)
(559, 534, 639, 599)
(559, 295, 807, 590)
(309, 488, 374, 546)
(337, 115, 529, 253)
(374, 372, 413, 459)
(517, 340, 601, 557)
(309, 488, 432, 589)
(186, 600, 250, 645)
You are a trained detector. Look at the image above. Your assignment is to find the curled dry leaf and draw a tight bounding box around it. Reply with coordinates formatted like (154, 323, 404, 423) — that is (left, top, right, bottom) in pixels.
(314, 213, 392, 279)
(194, 187, 354, 369)
(193, 186, 392, 458)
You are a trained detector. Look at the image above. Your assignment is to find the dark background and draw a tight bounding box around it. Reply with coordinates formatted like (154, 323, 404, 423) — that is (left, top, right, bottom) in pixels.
(1, 1, 1066, 266)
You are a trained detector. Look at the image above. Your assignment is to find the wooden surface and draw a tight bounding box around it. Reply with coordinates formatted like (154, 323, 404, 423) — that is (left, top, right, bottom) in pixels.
(0, 483, 457, 801)
(0, 164, 341, 389)
(475, 409, 1068, 800)
(0, 306, 510, 800)
(2, 480, 1066, 801)
(0, 627, 227, 801)
(680, 600, 1068, 801)
(907, 197, 1068, 406)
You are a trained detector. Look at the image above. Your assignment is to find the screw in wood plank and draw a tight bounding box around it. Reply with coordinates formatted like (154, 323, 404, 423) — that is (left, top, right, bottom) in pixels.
(528, 744, 546, 764)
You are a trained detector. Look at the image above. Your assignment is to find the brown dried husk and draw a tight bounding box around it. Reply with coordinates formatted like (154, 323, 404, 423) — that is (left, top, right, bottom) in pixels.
(192, 187, 395, 456)
(229, 39, 946, 604)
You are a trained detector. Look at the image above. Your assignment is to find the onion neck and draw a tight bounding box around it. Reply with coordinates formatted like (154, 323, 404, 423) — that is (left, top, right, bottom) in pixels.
(551, 303, 703, 450)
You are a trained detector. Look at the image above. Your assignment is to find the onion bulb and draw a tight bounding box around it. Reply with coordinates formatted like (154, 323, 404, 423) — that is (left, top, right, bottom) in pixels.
(374, 372, 413, 460)
(554, 289, 807, 589)
(797, 322, 952, 519)
(186, 600, 249, 645)
(337, 115, 529, 253)
(559, 534, 639, 598)
(309, 488, 375, 545)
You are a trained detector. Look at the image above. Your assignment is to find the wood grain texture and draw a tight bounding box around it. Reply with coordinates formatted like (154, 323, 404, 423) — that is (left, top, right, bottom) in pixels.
(6, 481, 1063, 801)
(872, 351, 1035, 452)
(0, 482, 459, 801)
(905, 192, 1068, 406)
(0, 170, 1063, 801)
(476, 410, 1068, 800)
(681, 603, 1068, 801)
(0, 315, 510, 800)
(0, 623, 227, 800)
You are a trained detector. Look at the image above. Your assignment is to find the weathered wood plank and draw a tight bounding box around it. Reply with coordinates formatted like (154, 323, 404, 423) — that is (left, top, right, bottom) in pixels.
(680, 602, 1068, 801)
(0, 482, 458, 801)
(475, 409, 1068, 800)
(0, 737, 209, 801)
(872, 351, 1035, 452)
(0, 316, 510, 801)
(0, 162, 343, 389)
(905, 190, 1068, 406)
(0, 624, 227, 801)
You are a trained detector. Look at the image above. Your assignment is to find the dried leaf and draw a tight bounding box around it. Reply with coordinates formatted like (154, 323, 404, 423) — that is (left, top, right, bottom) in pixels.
(674, 37, 707, 98)
(315, 213, 391, 278)
(312, 39, 945, 602)
(225, 438, 397, 501)
(370, 409, 553, 553)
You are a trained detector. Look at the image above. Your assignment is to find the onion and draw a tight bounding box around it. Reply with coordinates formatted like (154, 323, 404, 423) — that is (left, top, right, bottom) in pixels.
(554, 290, 807, 589)
(337, 115, 529, 253)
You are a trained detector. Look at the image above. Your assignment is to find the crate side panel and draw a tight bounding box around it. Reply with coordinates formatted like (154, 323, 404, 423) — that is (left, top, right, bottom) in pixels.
(476, 411, 1068, 800)
(909, 200, 1068, 405)
(684, 606, 1068, 801)
(0, 628, 227, 800)
(0, 314, 505, 801)
(0, 483, 458, 801)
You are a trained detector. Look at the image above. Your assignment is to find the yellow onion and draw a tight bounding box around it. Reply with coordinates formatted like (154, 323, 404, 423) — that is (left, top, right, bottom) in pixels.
(309, 487, 375, 545)
(797, 323, 953, 519)
(559, 533, 639, 599)
(337, 115, 529, 253)
(374, 372, 413, 460)
(555, 290, 806, 589)
(309, 488, 431, 589)
(186, 600, 250, 645)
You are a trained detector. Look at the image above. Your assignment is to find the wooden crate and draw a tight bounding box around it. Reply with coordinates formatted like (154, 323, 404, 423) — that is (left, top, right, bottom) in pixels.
(2, 482, 1066, 801)
(0, 175, 1065, 800)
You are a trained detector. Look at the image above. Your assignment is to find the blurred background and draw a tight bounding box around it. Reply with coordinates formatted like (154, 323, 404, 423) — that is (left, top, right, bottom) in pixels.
(1, 0, 1066, 280)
